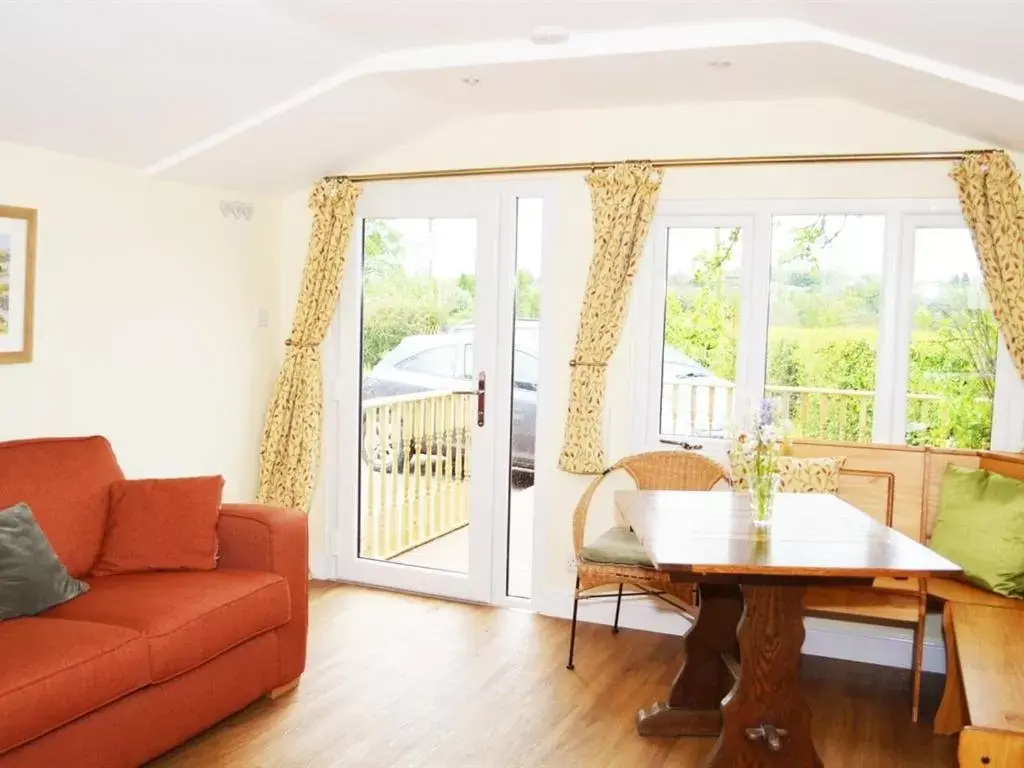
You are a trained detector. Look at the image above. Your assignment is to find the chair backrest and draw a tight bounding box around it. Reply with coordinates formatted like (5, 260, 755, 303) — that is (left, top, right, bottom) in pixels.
(571, 451, 727, 556)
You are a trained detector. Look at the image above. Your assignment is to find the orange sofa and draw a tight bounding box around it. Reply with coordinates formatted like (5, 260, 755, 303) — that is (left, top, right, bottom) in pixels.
(0, 436, 309, 767)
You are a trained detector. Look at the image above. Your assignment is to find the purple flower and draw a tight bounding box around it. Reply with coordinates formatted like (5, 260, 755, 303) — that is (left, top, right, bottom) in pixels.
(758, 398, 774, 427)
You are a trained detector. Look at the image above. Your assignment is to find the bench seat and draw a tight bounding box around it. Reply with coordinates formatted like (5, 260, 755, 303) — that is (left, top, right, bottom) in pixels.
(935, 603, 1024, 766)
(804, 577, 920, 624)
(927, 577, 1024, 610)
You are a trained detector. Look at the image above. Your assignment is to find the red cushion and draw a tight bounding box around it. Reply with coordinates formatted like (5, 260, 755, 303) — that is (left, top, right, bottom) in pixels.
(0, 617, 150, 753)
(92, 476, 224, 576)
(44, 570, 290, 682)
(0, 436, 123, 578)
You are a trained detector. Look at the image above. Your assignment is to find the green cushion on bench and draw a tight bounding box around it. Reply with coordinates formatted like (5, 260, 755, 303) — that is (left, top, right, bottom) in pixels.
(930, 465, 1024, 598)
(580, 527, 653, 567)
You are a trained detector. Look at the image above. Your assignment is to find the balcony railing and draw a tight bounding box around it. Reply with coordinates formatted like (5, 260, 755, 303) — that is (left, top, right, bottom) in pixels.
(360, 390, 474, 561)
(661, 381, 992, 445)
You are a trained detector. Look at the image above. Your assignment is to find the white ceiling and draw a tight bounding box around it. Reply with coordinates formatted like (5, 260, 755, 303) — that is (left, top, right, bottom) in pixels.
(0, 1, 1021, 190)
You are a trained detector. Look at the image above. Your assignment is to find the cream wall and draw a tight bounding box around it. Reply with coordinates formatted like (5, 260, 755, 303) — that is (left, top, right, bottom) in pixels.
(335, 98, 989, 601)
(0, 141, 279, 500)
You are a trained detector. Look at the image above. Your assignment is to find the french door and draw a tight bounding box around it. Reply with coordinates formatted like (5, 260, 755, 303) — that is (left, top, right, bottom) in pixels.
(327, 180, 533, 603)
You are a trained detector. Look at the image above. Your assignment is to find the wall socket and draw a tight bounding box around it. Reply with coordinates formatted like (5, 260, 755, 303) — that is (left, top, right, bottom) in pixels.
(566, 551, 578, 572)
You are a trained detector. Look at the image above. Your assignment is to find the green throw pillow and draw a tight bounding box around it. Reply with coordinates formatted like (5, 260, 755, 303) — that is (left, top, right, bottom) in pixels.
(930, 465, 1024, 598)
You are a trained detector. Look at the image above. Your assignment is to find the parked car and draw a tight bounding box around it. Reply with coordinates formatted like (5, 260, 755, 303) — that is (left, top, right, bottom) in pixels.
(361, 322, 539, 474)
(361, 322, 728, 472)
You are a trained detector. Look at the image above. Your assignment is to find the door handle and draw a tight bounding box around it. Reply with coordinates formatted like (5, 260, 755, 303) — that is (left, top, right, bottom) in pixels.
(477, 371, 486, 427)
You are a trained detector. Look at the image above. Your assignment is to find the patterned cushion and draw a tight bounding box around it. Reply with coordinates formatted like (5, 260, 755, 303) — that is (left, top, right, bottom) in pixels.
(729, 452, 846, 494)
(580, 527, 653, 567)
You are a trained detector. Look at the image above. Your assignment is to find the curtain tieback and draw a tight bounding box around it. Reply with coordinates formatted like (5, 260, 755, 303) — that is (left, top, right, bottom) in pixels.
(284, 338, 318, 350)
(569, 358, 606, 368)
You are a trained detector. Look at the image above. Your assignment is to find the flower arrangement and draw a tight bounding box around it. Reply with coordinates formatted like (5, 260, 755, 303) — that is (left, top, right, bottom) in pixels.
(733, 398, 786, 526)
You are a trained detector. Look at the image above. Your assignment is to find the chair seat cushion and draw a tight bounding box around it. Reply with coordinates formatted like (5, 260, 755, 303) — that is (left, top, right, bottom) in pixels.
(0, 617, 150, 753)
(580, 527, 652, 567)
(43, 570, 290, 682)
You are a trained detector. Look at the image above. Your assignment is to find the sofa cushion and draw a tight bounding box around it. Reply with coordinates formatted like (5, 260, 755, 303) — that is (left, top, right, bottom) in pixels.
(44, 570, 290, 682)
(0, 437, 124, 578)
(92, 476, 225, 576)
(0, 617, 150, 753)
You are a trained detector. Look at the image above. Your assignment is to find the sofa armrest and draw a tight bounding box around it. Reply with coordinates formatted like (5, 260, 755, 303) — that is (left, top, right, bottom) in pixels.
(217, 504, 309, 685)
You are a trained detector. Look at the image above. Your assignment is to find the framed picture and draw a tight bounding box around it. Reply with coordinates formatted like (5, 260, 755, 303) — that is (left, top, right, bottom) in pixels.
(0, 205, 37, 364)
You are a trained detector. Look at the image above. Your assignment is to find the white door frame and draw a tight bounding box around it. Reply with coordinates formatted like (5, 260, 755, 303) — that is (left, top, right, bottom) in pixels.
(323, 177, 557, 606)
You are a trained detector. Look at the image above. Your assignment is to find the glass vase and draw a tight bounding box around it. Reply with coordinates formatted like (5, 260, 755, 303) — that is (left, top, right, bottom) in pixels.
(749, 472, 778, 528)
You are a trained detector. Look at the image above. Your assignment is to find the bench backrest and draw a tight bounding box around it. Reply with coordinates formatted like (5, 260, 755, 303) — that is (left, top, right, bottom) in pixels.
(786, 440, 1024, 543)
(787, 440, 925, 539)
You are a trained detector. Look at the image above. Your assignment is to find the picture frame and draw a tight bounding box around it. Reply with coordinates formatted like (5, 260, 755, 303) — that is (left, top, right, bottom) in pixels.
(0, 205, 37, 364)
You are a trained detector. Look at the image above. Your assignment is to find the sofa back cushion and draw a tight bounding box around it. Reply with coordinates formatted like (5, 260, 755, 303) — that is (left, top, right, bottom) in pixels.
(0, 437, 124, 577)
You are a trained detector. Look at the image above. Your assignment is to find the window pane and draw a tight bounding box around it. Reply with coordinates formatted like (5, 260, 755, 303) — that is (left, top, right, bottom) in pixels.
(513, 350, 538, 389)
(907, 228, 995, 449)
(397, 345, 458, 377)
(507, 197, 542, 599)
(661, 227, 742, 438)
(766, 215, 885, 443)
(359, 217, 476, 572)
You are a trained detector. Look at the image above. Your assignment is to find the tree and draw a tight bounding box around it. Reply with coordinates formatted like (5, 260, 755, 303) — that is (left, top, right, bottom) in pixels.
(663, 227, 741, 379)
(516, 269, 541, 319)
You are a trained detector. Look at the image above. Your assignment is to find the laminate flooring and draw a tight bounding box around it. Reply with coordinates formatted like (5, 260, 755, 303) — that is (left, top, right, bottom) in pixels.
(151, 582, 956, 768)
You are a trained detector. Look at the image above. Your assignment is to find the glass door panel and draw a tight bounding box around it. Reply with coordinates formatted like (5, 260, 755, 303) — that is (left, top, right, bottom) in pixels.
(333, 186, 501, 605)
(505, 197, 542, 599)
(359, 217, 478, 573)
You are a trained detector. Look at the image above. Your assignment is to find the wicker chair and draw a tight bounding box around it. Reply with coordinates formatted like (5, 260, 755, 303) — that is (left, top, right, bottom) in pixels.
(566, 450, 728, 670)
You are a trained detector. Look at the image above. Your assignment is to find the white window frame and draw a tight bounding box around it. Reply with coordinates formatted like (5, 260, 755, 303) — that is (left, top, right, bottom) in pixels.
(631, 198, 1024, 454)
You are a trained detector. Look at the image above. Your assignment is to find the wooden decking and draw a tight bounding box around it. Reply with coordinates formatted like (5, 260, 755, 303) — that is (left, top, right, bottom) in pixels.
(150, 583, 957, 768)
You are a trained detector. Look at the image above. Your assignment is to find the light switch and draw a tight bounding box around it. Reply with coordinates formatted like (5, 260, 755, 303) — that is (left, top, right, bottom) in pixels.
(255, 308, 270, 328)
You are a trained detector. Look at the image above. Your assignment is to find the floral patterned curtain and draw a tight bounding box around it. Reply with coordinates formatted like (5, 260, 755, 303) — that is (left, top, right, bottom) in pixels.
(951, 152, 1024, 380)
(558, 163, 663, 474)
(258, 178, 361, 510)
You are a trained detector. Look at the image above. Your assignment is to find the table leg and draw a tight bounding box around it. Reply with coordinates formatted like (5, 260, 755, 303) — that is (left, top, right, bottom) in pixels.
(636, 583, 742, 737)
(707, 585, 822, 768)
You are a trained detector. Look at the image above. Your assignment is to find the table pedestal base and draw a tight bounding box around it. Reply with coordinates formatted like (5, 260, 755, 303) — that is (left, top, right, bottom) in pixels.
(636, 583, 823, 767)
(636, 584, 741, 738)
(636, 702, 722, 737)
(707, 585, 822, 768)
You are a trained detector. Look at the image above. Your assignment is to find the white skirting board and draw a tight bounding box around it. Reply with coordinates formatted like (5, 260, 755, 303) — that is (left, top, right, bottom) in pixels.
(535, 588, 946, 675)
(308, 551, 332, 580)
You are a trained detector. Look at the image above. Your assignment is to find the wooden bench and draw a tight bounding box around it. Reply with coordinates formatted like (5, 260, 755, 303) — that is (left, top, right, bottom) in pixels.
(936, 603, 1024, 766)
(783, 441, 1024, 726)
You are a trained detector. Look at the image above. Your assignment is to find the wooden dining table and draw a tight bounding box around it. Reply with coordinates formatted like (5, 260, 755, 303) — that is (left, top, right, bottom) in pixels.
(616, 490, 961, 767)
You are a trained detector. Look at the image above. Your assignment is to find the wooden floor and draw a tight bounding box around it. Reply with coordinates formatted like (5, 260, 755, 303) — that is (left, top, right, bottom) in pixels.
(151, 583, 957, 768)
